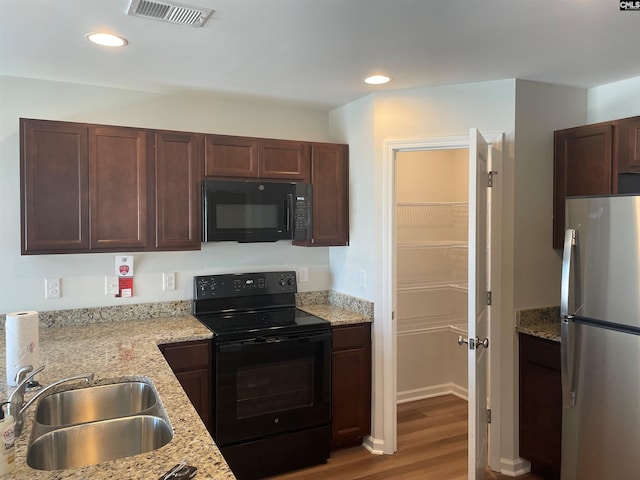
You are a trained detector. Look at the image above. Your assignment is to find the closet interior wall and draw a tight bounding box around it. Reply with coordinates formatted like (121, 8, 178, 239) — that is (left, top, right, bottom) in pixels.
(396, 149, 469, 403)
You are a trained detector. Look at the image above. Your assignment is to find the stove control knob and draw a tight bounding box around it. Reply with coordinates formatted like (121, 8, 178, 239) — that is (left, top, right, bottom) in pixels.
(279, 279, 286, 286)
(287, 278, 294, 285)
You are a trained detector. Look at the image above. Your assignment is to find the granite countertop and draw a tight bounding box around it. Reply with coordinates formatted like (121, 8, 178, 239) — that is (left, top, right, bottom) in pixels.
(0, 316, 236, 480)
(0, 294, 373, 479)
(296, 291, 373, 326)
(515, 306, 561, 342)
(298, 304, 372, 326)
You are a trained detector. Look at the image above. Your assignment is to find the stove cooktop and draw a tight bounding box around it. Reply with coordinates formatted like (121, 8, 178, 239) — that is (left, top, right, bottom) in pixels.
(192, 271, 330, 342)
(196, 307, 330, 342)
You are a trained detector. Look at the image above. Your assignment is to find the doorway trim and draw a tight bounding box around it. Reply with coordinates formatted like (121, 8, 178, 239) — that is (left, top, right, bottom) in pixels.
(380, 133, 503, 470)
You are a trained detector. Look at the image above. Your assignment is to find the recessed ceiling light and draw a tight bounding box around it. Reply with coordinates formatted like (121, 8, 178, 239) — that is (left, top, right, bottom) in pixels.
(365, 75, 391, 85)
(85, 32, 128, 47)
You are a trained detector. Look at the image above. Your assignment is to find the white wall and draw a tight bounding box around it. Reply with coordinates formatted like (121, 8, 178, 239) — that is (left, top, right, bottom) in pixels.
(587, 76, 640, 123)
(330, 78, 519, 463)
(328, 95, 376, 300)
(513, 80, 587, 309)
(0, 76, 336, 314)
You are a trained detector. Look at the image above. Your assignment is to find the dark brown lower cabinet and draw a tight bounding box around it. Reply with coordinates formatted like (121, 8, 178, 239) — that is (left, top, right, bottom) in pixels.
(519, 333, 562, 480)
(331, 323, 372, 449)
(160, 339, 212, 433)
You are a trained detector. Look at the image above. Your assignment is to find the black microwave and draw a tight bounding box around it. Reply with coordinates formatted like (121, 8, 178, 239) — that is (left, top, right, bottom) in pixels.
(202, 179, 312, 243)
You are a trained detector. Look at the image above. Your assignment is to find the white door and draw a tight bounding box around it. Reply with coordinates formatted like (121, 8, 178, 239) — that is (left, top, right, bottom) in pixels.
(466, 128, 490, 480)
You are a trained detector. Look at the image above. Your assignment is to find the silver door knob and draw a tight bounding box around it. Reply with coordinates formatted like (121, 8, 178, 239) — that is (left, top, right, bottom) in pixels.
(457, 336, 489, 350)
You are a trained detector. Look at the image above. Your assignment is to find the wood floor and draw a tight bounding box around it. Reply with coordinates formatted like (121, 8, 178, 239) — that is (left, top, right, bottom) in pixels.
(270, 395, 541, 480)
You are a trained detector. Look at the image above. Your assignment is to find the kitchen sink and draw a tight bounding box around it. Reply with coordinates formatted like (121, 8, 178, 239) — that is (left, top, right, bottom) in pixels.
(26, 379, 173, 471)
(35, 380, 158, 425)
(27, 414, 173, 470)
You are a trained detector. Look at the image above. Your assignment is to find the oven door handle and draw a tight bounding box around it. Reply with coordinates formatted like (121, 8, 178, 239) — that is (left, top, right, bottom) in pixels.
(218, 331, 331, 352)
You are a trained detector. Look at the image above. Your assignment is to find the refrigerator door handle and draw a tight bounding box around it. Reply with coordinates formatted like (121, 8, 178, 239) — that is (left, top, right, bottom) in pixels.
(561, 228, 576, 408)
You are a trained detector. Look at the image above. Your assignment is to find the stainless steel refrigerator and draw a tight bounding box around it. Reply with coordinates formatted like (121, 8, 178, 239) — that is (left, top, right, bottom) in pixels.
(561, 194, 640, 480)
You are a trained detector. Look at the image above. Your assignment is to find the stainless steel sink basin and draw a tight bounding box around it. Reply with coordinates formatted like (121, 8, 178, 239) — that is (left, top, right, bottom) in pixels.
(35, 380, 158, 425)
(27, 414, 173, 470)
(26, 379, 173, 471)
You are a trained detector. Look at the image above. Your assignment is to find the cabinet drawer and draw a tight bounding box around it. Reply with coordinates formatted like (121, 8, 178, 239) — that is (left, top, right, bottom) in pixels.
(332, 323, 371, 351)
(160, 340, 211, 371)
(519, 333, 560, 372)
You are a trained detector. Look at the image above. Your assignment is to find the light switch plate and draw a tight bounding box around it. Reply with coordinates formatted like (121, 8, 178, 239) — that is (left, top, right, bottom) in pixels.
(106, 275, 119, 295)
(298, 267, 309, 283)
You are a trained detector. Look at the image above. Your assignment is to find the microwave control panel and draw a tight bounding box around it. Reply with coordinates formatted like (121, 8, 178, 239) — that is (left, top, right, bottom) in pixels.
(293, 183, 312, 241)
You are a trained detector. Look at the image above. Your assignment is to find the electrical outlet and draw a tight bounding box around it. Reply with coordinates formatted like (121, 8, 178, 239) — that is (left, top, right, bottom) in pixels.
(163, 272, 176, 291)
(298, 267, 309, 283)
(45, 278, 61, 298)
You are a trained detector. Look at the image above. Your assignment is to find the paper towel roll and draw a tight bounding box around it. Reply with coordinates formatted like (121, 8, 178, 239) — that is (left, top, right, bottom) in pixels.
(5, 311, 40, 386)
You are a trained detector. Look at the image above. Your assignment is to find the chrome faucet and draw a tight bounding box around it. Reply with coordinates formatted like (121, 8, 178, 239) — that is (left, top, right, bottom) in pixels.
(7, 365, 94, 438)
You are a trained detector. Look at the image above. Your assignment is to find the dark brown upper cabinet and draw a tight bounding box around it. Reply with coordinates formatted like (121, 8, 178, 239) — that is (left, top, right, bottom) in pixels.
(553, 115, 640, 249)
(553, 123, 614, 249)
(295, 143, 349, 247)
(21, 119, 203, 254)
(618, 116, 640, 173)
(205, 135, 309, 182)
(259, 139, 310, 181)
(152, 130, 203, 250)
(20, 119, 89, 254)
(21, 119, 348, 253)
(204, 134, 259, 178)
(89, 125, 149, 250)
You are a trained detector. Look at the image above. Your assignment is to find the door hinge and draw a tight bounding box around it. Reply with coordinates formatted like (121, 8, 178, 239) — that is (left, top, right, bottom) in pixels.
(487, 408, 492, 424)
(487, 291, 492, 306)
(488, 170, 498, 188)
(392, 311, 395, 320)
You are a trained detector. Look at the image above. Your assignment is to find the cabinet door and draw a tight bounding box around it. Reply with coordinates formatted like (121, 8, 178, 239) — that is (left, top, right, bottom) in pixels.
(153, 131, 203, 250)
(174, 368, 211, 432)
(204, 134, 259, 178)
(618, 116, 640, 173)
(519, 334, 562, 480)
(331, 323, 371, 449)
(306, 143, 349, 246)
(89, 126, 148, 250)
(259, 139, 310, 181)
(553, 124, 613, 248)
(160, 340, 212, 433)
(20, 119, 89, 254)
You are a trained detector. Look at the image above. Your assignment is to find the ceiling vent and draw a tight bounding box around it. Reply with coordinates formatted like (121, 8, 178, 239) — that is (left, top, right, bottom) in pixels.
(126, 0, 214, 27)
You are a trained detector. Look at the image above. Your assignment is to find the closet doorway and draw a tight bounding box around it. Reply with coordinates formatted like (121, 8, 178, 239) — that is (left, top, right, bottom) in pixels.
(381, 132, 503, 477)
(395, 148, 470, 403)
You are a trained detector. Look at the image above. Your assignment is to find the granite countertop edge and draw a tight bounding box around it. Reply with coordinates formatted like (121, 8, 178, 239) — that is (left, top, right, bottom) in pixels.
(515, 306, 561, 343)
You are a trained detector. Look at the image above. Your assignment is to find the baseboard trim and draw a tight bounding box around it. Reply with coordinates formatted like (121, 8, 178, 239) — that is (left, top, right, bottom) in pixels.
(362, 435, 385, 455)
(499, 457, 531, 476)
(397, 382, 468, 404)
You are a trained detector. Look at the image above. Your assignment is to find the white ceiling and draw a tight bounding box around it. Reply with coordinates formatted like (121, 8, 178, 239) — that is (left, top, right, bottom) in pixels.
(1, 0, 639, 110)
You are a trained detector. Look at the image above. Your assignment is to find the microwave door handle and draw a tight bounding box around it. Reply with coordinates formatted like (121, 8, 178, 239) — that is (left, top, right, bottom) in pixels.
(286, 194, 293, 232)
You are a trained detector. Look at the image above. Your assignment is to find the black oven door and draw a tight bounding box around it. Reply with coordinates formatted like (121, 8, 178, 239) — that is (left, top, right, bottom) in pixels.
(213, 330, 331, 446)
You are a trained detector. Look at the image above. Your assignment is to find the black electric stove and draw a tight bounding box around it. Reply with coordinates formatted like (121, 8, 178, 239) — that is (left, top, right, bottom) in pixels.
(192, 270, 330, 341)
(191, 271, 332, 480)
